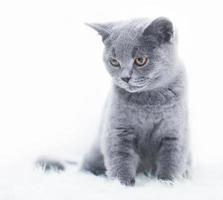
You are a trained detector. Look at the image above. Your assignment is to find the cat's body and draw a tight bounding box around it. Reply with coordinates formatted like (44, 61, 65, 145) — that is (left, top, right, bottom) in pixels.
(82, 18, 190, 186)
(37, 17, 191, 186)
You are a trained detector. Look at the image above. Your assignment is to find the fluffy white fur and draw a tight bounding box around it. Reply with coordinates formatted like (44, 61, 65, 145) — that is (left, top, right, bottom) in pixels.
(1, 159, 223, 200)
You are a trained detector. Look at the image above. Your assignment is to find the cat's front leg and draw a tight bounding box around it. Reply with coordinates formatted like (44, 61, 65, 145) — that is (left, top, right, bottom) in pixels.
(155, 133, 187, 181)
(104, 127, 139, 186)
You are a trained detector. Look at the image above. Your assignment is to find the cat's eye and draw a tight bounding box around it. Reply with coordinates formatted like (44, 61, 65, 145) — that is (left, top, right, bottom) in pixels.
(110, 58, 120, 67)
(134, 57, 149, 67)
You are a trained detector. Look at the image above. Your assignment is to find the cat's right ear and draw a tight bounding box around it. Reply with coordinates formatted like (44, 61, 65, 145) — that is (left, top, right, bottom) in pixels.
(142, 17, 174, 45)
(85, 23, 113, 42)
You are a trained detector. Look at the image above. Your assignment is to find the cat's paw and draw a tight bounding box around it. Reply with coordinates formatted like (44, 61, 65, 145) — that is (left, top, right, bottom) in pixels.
(119, 177, 135, 186)
(36, 158, 65, 172)
(157, 173, 174, 183)
(107, 169, 136, 186)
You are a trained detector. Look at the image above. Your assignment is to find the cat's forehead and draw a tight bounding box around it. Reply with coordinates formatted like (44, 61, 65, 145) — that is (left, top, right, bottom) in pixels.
(109, 19, 150, 58)
(111, 19, 149, 41)
(110, 39, 137, 61)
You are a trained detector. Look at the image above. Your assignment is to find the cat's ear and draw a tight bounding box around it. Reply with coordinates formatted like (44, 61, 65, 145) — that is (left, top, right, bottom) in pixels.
(142, 17, 174, 45)
(85, 23, 113, 42)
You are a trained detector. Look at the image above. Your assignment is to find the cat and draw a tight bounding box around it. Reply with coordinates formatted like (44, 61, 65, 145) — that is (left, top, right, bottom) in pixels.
(37, 17, 191, 186)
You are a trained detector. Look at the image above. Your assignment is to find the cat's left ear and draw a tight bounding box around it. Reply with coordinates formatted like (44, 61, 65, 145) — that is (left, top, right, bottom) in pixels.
(85, 23, 113, 42)
(143, 17, 174, 45)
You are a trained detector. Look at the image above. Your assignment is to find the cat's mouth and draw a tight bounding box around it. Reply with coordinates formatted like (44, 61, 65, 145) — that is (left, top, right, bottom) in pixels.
(127, 84, 149, 92)
(113, 77, 154, 92)
(124, 76, 160, 92)
(120, 81, 150, 93)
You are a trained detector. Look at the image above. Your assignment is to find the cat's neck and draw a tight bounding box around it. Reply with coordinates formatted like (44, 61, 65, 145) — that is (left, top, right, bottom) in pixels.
(113, 72, 186, 106)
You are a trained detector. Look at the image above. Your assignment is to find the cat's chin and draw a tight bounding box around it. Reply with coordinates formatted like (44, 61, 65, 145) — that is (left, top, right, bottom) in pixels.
(116, 83, 150, 93)
(124, 86, 146, 93)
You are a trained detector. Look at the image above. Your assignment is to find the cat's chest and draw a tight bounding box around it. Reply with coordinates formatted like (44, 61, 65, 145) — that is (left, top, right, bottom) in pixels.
(108, 86, 182, 135)
(123, 103, 163, 129)
(112, 94, 179, 134)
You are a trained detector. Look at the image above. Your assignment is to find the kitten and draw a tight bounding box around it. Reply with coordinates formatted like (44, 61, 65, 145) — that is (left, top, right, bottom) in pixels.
(81, 17, 191, 185)
(37, 17, 191, 186)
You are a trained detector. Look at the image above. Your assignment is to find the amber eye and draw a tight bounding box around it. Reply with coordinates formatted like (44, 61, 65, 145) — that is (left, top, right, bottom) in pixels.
(110, 58, 120, 67)
(134, 57, 148, 67)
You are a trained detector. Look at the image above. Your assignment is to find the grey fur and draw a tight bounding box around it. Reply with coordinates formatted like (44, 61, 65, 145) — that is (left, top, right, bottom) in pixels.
(36, 157, 65, 172)
(82, 17, 191, 186)
(36, 157, 77, 172)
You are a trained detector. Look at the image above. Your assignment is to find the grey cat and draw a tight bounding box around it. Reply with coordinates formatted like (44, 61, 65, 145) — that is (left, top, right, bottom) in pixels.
(37, 17, 191, 186)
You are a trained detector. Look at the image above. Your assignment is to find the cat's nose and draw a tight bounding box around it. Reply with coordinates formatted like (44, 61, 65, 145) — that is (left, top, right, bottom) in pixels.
(121, 77, 131, 83)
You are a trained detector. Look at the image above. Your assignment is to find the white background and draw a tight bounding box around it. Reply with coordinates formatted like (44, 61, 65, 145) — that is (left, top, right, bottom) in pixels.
(1, 0, 223, 199)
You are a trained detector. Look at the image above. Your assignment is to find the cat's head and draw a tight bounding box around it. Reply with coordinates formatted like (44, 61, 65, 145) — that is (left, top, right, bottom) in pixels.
(87, 17, 179, 93)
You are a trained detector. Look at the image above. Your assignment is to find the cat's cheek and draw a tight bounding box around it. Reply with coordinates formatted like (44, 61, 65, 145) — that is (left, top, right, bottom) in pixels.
(106, 67, 121, 79)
